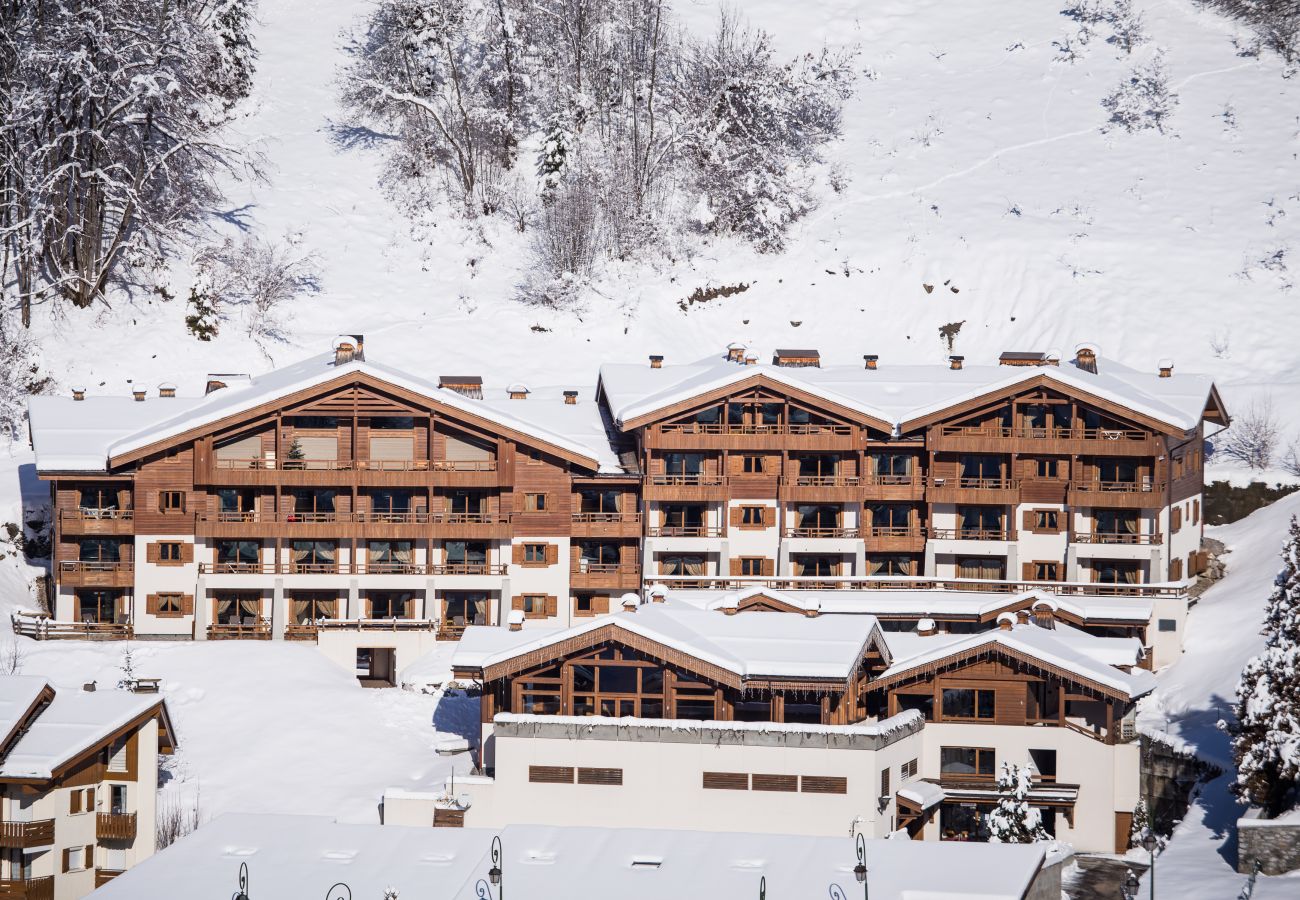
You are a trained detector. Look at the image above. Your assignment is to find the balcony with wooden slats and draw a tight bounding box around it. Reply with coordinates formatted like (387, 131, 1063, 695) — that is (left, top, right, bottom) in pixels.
(864, 527, 927, 553)
(0, 820, 54, 849)
(569, 563, 642, 590)
(778, 475, 863, 503)
(926, 477, 1020, 505)
(570, 512, 643, 538)
(1068, 481, 1164, 509)
(930, 425, 1160, 456)
(57, 560, 134, 588)
(643, 474, 729, 502)
(647, 423, 858, 451)
(57, 508, 134, 535)
(861, 474, 926, 502)
(96, 811, 137, 842)
(0, 875, 53, 900)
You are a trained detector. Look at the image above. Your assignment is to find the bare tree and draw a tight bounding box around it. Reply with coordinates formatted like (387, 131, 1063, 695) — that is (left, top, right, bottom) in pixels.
(1216, 394, 1281, 470)
(156, 791, 201, 850)
(191, 235, 320, 347)
(1, 640, 25, 676)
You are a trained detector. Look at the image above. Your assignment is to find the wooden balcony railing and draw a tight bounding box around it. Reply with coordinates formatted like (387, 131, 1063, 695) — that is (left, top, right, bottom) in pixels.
(782, 527, 861, 539)
(57, 508, 135, 535)
(1073, 531, 1162, 545)
(57, 560, 133, 581)
(0, 875, 53, 900)
(95, 870, 124, 888)
(928, 528, 1009, 541)
(658, 423, 853, 436)
(646, 525, 723, 538)
(653, 575, 1188, 597)
(207, 621, 272, 640)
(938, 425, 1150, 442)
(863, 474, 922, 486)
(429, 564, 508, 576)
(784, 475, 861, 487)
(213, 458, 498, 472)
(1072, 480, 1156, 494)
(9, 615, 132, 641)
(648, 473, 726, 486)
(930, 477, 1016, 490)
(0, 820, 54, 849)
(96, 811, 137, 841)
(571, 512, 642, 524)
(867, 526, 923, 538)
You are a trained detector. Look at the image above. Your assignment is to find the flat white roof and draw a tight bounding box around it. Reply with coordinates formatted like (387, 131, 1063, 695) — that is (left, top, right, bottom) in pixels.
(598, 351, 1217, 433)
(93, 814, 1046, 900)
(452, 601, 887, 681)
(0, 686, 164, 780)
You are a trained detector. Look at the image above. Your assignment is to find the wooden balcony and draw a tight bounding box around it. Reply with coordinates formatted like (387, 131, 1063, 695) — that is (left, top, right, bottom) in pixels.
(926, 477, 1019, 505)
(1068, 481, 1163, 509)
(0, 876, 53, 900)
(95, 870, 124, 889)
(864, 527, 926, 553)
(1073, 531, 1162, 545)
(96, 811, 137, 842)
(931, 425, 1159, 456)
(286, 618, 439, 640)
(644, 474, 729, 501)
(57, 508, 134, 535)
(0, 820, 54, 849)
(652, 575, 1188, 597)
(428, 564, 508, 576)
(570, 512, 643, 538)
(648, 423, 857, 451)
(570, 564, 642, 589)
(779, 475, 863, 502)
(928, 528, 1010, 542)
(200, 562, 507, 577)
(437, 622, 468, 641)
(645, 525, 724, 538)
(782, 527, 862, 539)
(195, 510, 513, 540)
(10, 614, 133, 641)
(203, 458, 502, 487)
(57, 560, 133, 588)
(207, 621, 272, 640)
(861, 474, 926, 501)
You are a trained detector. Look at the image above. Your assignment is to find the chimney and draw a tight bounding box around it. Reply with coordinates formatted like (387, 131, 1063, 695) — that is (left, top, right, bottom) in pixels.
(863, 355, 878, 370)
(1032, 601, 1057, 629)
(1074, 343, 1098, 374)
(333, 337, 357, 366)
(726, 343, 746, 363)
(205, 379, 227, 395)
(1045, 349, 1062, 367)
(71, 386, 86, 401)
(507, 383, 530, 400)
(802, 599, 821, 618)
(1158, 358, 1174, 378)
(352, 334, 365, 361)
(648, 585, 668, 603)
(649, 355, 664, 369)
(621, 593, 639, 613)
(743, 355, 758, 366)
(1015, 609, 1031, 626)
(773, 349, 820, 368)
(438, 376, 483, 399)
(132, 388, 146, 402)
(996, 612, 1015, 631)
(720, 595, 739, 616)
(158, 383, 177, 398)
(507, 609, 524, 632)
(948, 355, 964, 371)
(563, 390, 579, 406)
(917, 617, 937, 637)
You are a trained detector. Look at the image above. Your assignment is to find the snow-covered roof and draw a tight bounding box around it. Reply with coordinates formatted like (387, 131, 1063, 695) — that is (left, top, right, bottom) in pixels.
(28, 351, 623, 473)
(452, 600, 888, 682)
(878, 621, 1156, 699)
(93, 814, 1046, 900)
(0, 676, 53, 752)
(678, 586, 1152, 624)
(0, 684, 167, 781)
(598, 350, 1219, 433)
(493, 709, 923, 740)
(897, 779, 946, 811)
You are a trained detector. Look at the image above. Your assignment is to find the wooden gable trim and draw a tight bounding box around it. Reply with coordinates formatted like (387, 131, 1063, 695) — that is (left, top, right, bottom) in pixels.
(619, 372, 893, 433)
(46, 704, 171, 784)
(0, 685, 56, 762)
(108, 371, 599, 471)
(898, 373, 1184, 436)
(735, 594, 807, 614)
(1203, 384, 1230, 426)
(869, 641, 1131, 701)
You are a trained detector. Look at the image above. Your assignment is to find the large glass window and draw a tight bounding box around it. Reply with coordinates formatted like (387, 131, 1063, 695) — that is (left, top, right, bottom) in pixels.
(939, 747, 996, 778)
(78, 538, 121, 562)
(77, 590, 121, 624)
(290, 541, 337, 571)
(663, 453, 704, 476)
(896, 693, 934, 720)
(660, 555, 705, 576)
(369, 541, 413, 571)
(959, 455, 1003, 481)
(216, 541, 259, 568)
(369, 490, 412, 519)
(445, 541, 487, 565)
(661, 504, 704, 533)
(941, 688, 996, 720)
(1096, 458, 1138, 484)
(870, 453, 913, 478)
(368, 592, 411, 619)
(869, 503, 911, 529)
(578, 542, 620, 568)
(578, 490, 622, 514)
(214, 592, 262, 625)
(958, 506, 1003, 535)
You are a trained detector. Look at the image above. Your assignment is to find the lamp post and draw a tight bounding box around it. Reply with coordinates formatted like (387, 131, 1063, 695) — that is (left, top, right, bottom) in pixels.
(1120, 869, 1140, 900)
(325, 884, 352, 900)
(758, 875, 766, 899)
(476, 834, 504, 900)
(828, 833, 868, 900)
(233, 861, 250, 900)
(1141, 829, 1158, 900)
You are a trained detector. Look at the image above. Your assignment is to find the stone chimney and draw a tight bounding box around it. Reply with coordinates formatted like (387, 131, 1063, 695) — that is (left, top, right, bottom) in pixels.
(863, 355, 879, 370)
(71, 386, 86, 401)
(507, 384, 529, 400)
(563, 390, 579, 406)
(948, 355, 964, 371)
(649, 355, 664, 369)
(1074, 343, 1098, 374)
(158, 383, 177, 398)
(1158, 358, 1174, 378)
(333, 338, 356, 366)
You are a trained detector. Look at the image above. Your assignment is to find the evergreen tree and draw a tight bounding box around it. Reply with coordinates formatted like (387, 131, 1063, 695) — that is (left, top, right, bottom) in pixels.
(986, 761, 1050, 843)
(1229, 516, 1300, 816)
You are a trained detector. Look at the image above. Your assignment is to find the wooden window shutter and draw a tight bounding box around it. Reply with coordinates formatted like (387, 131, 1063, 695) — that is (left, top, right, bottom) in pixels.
(1022, 562, 1035, 580)
(146, 594, 159, 615)
(1171, 507, 1181, 532)
(545, 544, 558, 566)
(702, 772, 748, 790)
(70, 790, 82, 814)
(511, 595, 524, 611)
(801, 775, 848, 794)
(1022, 510, 1034, 531)
(729, 558, 742, 576)
(729, 507, 744, 527)
(181, 543, 194, 564)
(593, 595, 609, 614)
(62, 848, 71, 873)
(546, 595, 558, 617)
(512, 544, 525, 565)
(762, 506, 775, 527)
(146, 542, 160, 564)
(761, 558, 775, 576)
(182, 594, 195, 615)
(1193, 499, 1200, 524)
(1169, 558, 1182, 581)
(84, 844, 92, 868)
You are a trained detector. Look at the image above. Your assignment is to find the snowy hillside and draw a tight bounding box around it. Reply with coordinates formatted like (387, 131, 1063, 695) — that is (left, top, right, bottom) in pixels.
(10, 0, 1300, 432)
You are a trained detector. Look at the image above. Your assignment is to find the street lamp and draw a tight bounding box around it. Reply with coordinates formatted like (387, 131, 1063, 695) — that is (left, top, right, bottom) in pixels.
(828, 833, 868, 900)
(325, 884, 352, 900)
(233, 862, 250, 900)
(476, 834, 504, 900)
(1121, 869, 1141, 900)
(1140, 829, 1158, 900)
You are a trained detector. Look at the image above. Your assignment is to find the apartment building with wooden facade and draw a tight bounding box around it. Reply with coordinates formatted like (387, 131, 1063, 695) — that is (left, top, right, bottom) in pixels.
(24, 337, 1226, 678)
(0, 677, 175, 900)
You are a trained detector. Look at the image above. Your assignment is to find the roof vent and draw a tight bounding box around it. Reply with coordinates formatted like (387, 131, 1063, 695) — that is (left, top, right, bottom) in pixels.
(439, 376, 483, 400)
(620, 592, 640, 613)
(998, 352, 1048, 367)
(996, 612, 1016, 631)
(1074, 343, 1099, 374)
(507, 609, 525, 632)
(333, 336, 357, 366)
(158, 382, 177, 398)
(948, 355, 964, 371)
(1158, 358, 1174, 378)
(71, 386, 86, 401)
(507, 383, 530, 400)
(743, 355, 758, 366)
(863, 355, 879, 370)
(563, 390, 579, 405)
(648, 584, 668, 603)
(649, 355, 664, 369)
(205, 373, 249, 395)
(1044, 349, 1062, 367)
(726, 343, 746, 363)
(917, 617, 937, 637)
(132, 388, 146, 402)
(773, 349, 820, 368)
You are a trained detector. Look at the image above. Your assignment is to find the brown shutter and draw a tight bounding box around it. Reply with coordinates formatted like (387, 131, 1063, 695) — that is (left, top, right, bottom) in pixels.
(762, 506, 775, 527)
(146, 594, 159, 615)
(84, 845, 92, 868)
(1171, 507, 1181, 532)
(729, 558, 742, 576)
(181, 543, 194, 563)
(1022, 562, 1035, 580)
(512, 544, 525, 565)
(70, 790, 81, 814)
(1022, 510, 1035, 531)
(182, 594, 195, 615)
(146, 542, 160, 563)
(762, 558, 775, 576)
(511, 595, 524, 611)
(546, 595, 558, 617)
(545, 544, 558, 566)
(729, 507, 744, 527)
(1193, 499, 1200, 524)
(62, 848, 71, 873)
(593, 596, 610, 614)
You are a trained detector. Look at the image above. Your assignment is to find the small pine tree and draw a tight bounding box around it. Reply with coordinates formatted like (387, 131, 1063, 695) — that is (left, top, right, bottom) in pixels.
(185, 273, 220, 341)
(285, 439, 306, 469)
(116, 645, 137, 690)
(1228, 515, 1300, 816)
(986, 761, 1051, 843)
(1129, 798, 1163, 849)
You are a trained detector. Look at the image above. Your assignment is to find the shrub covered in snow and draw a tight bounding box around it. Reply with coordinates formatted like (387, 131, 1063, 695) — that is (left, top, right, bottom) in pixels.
(1102, 52, 1179, 134)
(1226, 515, 1300, 816)
(986, 761, 1051, 843)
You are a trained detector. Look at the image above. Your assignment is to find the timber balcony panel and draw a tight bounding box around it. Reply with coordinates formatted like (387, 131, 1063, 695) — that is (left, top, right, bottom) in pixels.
(57, 560, 134, 588)
(570, 564, 642, 589)
(94, 870, 124, 888)
(0, 875, 53, 900)
(57, 508, 134, 535)
(649, 424, 858, 451)
(644, 475, 729, 501)
(927, 528, 1010, 542)
(0, 820, 54, 849)
(861, 475, 926, 501)
(207, 622, 272, 640)
(778, 476, 863, 502)
(782, 527, 862, 539)
(570, 512, 643, 538)
(96, 812, 137, 842)
(428, 564, 509, 577)
(1019, 479, 1069, 504)
(1068, 482, 1164, 509)
(864, 527, 927, 552)
(926, 477, 1020, 505)
(932, 425, 1160, 456)
(9, 617, 133, 641)
(646, 525, 724, 538)
(1072, 531, 1162, 545)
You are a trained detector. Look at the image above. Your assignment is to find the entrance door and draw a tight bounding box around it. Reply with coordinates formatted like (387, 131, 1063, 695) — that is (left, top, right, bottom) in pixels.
(356, 648, 396, 687)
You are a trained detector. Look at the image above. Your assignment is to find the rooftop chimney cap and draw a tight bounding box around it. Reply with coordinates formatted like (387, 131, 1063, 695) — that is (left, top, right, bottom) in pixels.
(507, 609, 525, 631)
(620, 592, 640, 610)
(718, 593, 740, 610)
(948, 355, 965, 370)
(917, 617, 937, 635)
(649, 355, 664, 369)
(863, 355, 879, 370)
(996, 612, 1016, 630)
(131, 388, 146, 401)
(563, 390, 579, 405)
(1158, 358, 1174, 377)
(1073, 342, 1100, 374)
(1045, 348, 1062, 362)
(648, 584, 669, 602)
(71, 386, 86, 400)
(507, 383, 530, 398)
(1031, 597, 1059, 613)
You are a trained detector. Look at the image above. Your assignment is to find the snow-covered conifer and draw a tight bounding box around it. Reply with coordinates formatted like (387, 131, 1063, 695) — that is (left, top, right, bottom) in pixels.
(986, 762, 1050, 843)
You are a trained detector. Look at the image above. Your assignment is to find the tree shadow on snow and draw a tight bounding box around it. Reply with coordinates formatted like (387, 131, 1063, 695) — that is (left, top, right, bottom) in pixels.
(433, 688, 482, 752)
(324, 120, 398, 152)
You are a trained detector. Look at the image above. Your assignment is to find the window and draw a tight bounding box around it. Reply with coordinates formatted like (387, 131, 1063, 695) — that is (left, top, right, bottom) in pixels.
(159, 542, 183, 563)
(868, 503, 911, 529)
(217, 489, 255, 515)
(109, 784, 128, 815)
(1028, 749, 1057, 783)
(741, 455, 766, 474)
(370, 416, 414, 430)
(152, 593, 185, 618)
(521, 594, 548, 618)
(942, 688, 996, 720)
(291, 541, 338, 571)
(523, 493, 548, 512)
(939, 746, 995, 778)
(959, 454, 1003, 481)
(290, 416, 338, 429)
(739, 506, 766, 527)
(63, 845, 90, 873)
(794, 555, 838, 577)
(158, 491, 185, 512)
(868, 555, 914, 576)
(1033, 510, 1059, 531)
(880, 767, 891, 798)
(523, 543, 548, 565)
(901, 758, 918, 780)
(959, 505, 1003, 535)
(575, 594, 594, 616)
(1093, 560, 1141, 585)
(578, 489, 622, 514)
(895, 693, 934, 720)
(78, 538, 121, 562)
(958, 557, 1005, 580)
(369, 490, 412, 518)
(108, 736, 129, 772)
(738, 557, 766, 577)
(216, 540, 259, 568)
(69, 787, 93, 814)
(870, 452, 913, 478)
(578, 542, 620, 568)
(660, 555, 704, 576)
(663, 453, 704, 476)
(1030, 561, 1060, 581)
(1035, 458, 1061, 478)
(368, 593, 410, 619)
(1158, 618, 1177, 632)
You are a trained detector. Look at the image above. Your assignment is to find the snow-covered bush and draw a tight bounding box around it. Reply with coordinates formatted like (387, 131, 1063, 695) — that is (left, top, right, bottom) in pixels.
(0, 0, 256, 326)
(1102, 52, 1179, 133)
(1226, 516, 1300, 816)
(1201, 1, 1300, 70)
(0, 313, 50, 441)
(1106, 0, 1148, 54)
(986, 761, 1051, 843)
(1216, 395, 1280, 470)
(192, 235, 320, 346)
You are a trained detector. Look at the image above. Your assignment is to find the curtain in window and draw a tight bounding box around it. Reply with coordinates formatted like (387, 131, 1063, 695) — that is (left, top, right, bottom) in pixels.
(684, 557, 705, 576)
(868, 557, 886, 576)
(215, 597, 236, 623)
(392, 542, 412, 565)
(472, 596, 487, 624)
(292, 543, 310, 564)
(1124, 566, 1141, 584)
(1122, 515, 1138, 535)
(316, 542, 336, 563)
(239, 597, 261, 621)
